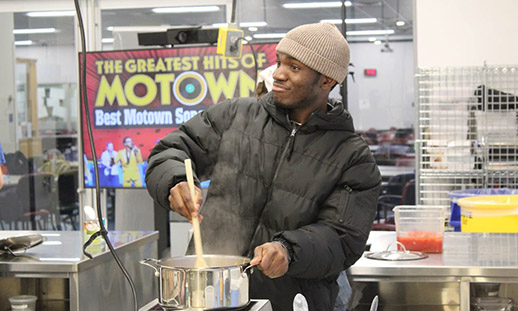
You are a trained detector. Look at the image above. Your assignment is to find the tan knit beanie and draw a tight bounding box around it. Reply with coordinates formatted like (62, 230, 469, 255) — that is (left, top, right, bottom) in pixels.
(276, 22, 350, 83)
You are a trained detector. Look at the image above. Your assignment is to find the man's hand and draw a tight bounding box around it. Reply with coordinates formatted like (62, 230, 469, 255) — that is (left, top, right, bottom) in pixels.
(250, 242, 289, 278)
(168, 181, 203, 222)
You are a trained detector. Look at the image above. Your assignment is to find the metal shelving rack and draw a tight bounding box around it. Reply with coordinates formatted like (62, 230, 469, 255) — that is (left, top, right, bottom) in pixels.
(416, 65, 518, 207)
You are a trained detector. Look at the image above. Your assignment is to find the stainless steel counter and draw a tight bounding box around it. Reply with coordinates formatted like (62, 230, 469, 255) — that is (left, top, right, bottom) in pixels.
(348, 231, 518, 311)
(0, 230, 158, 311)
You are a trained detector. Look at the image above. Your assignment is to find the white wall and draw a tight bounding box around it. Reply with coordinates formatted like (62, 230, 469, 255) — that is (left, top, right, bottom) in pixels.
(415, 0, 518, 67)
(344, 41, 415, 131)
(16, 45, 78, 84)
(0, 13, 16, 152)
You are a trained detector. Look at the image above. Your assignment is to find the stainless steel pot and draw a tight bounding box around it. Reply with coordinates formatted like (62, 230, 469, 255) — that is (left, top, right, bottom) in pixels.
(140, 255, 251, 310)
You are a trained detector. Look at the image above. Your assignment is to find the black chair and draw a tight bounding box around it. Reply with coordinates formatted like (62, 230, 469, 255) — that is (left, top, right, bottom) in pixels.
(400, 179, 416, 205)
(380, 173, 415, 196)
(373, 176, 416, 231)
(57, 169, 80, 230)
(4, 151, 30, 175)
(16, 173, 61, 230)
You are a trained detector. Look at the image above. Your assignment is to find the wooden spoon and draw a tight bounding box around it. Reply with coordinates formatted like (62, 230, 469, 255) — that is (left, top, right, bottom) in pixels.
(184, 159, 208, 268)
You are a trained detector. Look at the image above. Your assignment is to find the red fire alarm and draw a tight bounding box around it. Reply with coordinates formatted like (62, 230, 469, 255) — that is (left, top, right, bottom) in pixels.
(364, 69, 377, 77)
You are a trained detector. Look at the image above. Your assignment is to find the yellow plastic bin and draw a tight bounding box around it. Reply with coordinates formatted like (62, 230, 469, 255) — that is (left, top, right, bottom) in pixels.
(457, 195, 518, 233)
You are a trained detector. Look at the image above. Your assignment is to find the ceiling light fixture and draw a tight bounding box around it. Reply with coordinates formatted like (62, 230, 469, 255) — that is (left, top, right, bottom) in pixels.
(211, 22, 267, 28)
(283, 1, 351, 9)
(39, 257, 81, 262)
(107, 26, 170, 32)
(42, 241, 62, 246)
(13, 28, 57, 34)
(240, 21, 267, 27)
(368, 37, 377, 42)
(152, 6, 220, 13)
(248, 27, 258, 32)
(212, 23, 228, 28)
(15, 40, 33, 46)
(374, 40, 382, 45)
(26, 11, 75, 17)
(102, 38, 115, 44)
(347, 29, 395, 36)
(253, 33, 287, 39)
(394, 0, 407, 28)
(245, 35, 253, 41)
(321, 18, 377, 24)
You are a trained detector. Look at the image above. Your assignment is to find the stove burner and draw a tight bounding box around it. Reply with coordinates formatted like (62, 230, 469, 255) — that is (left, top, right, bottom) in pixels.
(140, 299, 272, 311)
(146, 302, 256, 310)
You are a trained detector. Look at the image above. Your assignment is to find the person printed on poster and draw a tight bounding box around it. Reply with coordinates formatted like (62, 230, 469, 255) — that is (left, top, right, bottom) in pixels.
(100, 142, 120, 187)
(115, 136, 143, 187)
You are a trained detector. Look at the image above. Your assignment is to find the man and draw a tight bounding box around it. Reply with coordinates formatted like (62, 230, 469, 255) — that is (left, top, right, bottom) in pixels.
(116, 137, 143, 187)
(146, 22, 381, 310)
(100, 142, 119, 186)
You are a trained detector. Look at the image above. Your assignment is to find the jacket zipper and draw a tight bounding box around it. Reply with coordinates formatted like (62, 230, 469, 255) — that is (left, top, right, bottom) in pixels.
(247, 125, 298, 257)
(267, 125, 298, 206)
(339, 184, 353, 223)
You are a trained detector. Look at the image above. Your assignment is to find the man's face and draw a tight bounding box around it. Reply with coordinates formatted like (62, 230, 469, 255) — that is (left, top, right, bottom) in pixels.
(124, 138, 133, 149)
(272, 52, 322, 111)
(107, 143, 114, 152)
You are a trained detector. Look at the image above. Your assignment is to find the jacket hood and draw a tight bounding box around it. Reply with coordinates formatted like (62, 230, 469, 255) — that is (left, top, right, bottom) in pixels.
(260, 91, 355, 133)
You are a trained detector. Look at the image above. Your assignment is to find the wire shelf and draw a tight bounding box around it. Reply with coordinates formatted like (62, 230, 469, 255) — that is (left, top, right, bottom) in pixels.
(416, 65, 518, 206)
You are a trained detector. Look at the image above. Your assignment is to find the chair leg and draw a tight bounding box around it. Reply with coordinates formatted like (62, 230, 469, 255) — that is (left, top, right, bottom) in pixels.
(65, 214, 77, 230)
(42, 216, 47, 230)
(71, 215, 77, 230)
(54, 213, 63, 231)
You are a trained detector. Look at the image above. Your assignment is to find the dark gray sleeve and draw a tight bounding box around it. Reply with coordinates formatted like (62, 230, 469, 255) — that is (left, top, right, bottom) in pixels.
(145, 99, 238, 209)
(275, 160, 381, 279)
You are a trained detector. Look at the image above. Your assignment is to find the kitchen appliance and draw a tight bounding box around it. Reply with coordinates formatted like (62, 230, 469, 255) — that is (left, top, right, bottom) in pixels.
(139, 299, 272, 311)
(140, 255, 251, 310)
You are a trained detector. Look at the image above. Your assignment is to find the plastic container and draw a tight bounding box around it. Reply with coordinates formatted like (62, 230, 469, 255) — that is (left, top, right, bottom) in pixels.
(393, 205, 446, 253)
(457, 195, 518, 233)
(8, 295, 37, 311)
(448, 189, 518, 232)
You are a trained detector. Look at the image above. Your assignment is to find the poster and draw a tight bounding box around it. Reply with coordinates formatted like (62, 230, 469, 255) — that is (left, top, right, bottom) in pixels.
(81, 43, 277, 188)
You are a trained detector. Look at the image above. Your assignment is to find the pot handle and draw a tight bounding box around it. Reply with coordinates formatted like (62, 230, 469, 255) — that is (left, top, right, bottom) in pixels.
(241, 263, 257, 277)
(139, 258, 160, 277)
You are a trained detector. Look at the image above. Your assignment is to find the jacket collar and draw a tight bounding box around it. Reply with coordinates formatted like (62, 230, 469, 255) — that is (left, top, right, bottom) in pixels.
(260, 91, 355, 133)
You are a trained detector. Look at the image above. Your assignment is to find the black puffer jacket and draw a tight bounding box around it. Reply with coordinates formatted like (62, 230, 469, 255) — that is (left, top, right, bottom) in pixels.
(146, 92, 381, 311)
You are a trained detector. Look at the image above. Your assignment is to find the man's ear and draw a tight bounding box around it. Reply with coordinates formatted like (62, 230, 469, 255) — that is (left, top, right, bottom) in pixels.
(321, 76, 337, 90)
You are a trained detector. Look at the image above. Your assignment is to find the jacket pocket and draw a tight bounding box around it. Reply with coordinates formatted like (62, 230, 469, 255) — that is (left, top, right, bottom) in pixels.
(338, 184, 378, 234)
(338, 184, 353, 224)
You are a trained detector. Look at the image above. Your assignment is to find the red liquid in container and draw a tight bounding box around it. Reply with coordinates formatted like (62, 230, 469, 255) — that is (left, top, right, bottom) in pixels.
(397, 230, 443, 253)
